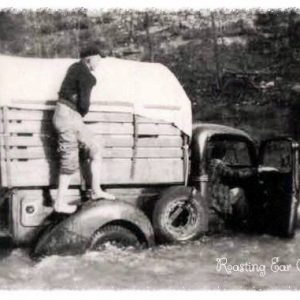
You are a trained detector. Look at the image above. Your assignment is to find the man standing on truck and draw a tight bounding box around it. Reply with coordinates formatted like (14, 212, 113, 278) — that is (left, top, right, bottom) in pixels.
(52, 45, 115, 214)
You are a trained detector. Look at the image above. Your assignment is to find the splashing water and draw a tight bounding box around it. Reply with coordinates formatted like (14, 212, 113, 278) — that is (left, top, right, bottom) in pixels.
(1, 232, 300, 290)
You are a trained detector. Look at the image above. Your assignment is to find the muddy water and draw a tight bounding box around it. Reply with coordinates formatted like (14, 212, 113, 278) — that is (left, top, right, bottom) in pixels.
(1, 231, 300, 290)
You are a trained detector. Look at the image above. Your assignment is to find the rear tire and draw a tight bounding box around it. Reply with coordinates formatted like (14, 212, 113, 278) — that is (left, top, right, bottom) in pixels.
(152, 186, 208, 244)
(88, 225, 140, 251)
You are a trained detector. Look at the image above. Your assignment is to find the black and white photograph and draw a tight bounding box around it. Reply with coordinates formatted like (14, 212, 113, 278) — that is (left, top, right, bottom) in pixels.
(1, 0, 300, 294)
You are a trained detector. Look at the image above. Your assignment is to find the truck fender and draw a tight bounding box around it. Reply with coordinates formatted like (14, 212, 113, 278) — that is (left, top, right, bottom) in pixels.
(33, 200, 155, 257)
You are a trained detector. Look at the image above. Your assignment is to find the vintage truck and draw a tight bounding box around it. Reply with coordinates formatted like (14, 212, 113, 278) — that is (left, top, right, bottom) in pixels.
(0, 55, 299, 257)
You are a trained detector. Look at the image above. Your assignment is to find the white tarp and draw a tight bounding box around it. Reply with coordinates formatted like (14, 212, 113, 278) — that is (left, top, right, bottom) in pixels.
(0, 55, 192, 136)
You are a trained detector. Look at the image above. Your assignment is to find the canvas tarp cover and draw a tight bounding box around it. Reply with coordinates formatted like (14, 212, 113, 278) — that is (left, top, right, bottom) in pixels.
(0, 55, 192, 136)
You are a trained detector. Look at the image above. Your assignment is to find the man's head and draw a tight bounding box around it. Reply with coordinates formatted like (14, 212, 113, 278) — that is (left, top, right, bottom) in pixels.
(211, 142, 227, 160)
(79, 45, 102, 71)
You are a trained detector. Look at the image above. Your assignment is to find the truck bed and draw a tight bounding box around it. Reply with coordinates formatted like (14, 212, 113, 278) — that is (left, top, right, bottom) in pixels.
(0, 106, 187, 187)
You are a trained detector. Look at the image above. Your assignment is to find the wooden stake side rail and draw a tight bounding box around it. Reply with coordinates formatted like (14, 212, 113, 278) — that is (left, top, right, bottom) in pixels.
(2, 107, 12, 188)
(0, 106, 186, 188)
(2, 110, 133, 123)
(0, 109, 170, 124)
(1, 147, 184, 160)
(0, 122, 181, 135)
(1, 135, 183, 148)
(0, 109, 4, 187)
(1, 158, 185, 187)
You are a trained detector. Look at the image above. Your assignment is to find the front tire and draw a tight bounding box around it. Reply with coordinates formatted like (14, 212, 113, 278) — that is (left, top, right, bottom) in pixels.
(152, 186, 208, 243)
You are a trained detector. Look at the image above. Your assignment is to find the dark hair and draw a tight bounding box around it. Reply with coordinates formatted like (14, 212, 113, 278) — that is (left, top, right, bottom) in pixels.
(79, 45, 101, 59)
(211, 143, 227, 159)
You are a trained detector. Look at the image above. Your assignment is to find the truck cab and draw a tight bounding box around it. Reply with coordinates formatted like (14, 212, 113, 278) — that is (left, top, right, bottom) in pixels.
(190, 123, 299, 238)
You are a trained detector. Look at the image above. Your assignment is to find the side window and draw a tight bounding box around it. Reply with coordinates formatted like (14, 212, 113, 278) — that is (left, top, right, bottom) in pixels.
(261, 140, 292, 172)
(208, 139, 251, 166)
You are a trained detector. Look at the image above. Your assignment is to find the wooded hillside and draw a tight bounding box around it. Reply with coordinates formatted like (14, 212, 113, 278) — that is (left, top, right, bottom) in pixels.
(1, 9, 300, 140)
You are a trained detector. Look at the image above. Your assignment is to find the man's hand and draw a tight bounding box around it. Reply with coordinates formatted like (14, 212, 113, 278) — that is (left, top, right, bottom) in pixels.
(210, 158, 226, 169)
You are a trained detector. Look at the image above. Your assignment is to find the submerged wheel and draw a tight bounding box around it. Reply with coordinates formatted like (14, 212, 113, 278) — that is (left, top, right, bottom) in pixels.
(88, 225, 141, 251)
(152, 186, 208, 243)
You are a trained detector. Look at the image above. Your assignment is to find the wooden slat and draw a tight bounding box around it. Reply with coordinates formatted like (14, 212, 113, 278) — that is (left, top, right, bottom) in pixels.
(138, 124, 181, 136)
(1, 135, 131, 147)
(85, 112, 132, 123)
(0, 109, 4, 186)
(136, 115, 169, 124)
(10, 100, 134, 109)
(0, 121, 180, 136)
(5, 103, 134, 112)
(7, 104, 56, 111)
(137, 136, 183, 147)
(1, 135, 183, 148)
(1, 152, 7, 187)
(143, 104, 181, 111)
(2, 107, 12, 187)
(0, 135, 4, 186)
(5, 158, 184, 187)
(2, 147, 183, 159)
(4, 109, 133, 123)
(2, 147, 58, 160)
(4, 109, 175, 124)
(1, 135, 56, 147)
(1, 121, 133, 135)
(5, 109, 53, 121)
(0, 112, 3, 151)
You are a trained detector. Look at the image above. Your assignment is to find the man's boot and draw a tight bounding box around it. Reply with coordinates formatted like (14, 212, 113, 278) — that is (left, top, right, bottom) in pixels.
(91, 190, 116, 201)
(54, 174, 77, 214)
(53, 198, 77, 214)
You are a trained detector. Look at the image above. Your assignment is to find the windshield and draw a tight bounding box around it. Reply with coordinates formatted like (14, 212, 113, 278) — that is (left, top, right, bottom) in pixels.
(207, 136, 253, 167)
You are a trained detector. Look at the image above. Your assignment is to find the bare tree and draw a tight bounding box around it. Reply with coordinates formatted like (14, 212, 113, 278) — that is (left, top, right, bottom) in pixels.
(144, 12, 154, 62)
(211, 12, 221, 90)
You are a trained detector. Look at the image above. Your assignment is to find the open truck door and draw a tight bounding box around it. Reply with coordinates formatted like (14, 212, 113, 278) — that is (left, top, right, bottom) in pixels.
(258, 137, 299, 237)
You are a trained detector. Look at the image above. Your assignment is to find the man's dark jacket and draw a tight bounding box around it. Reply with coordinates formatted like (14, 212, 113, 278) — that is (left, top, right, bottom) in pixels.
(58, 61, 97, 116)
